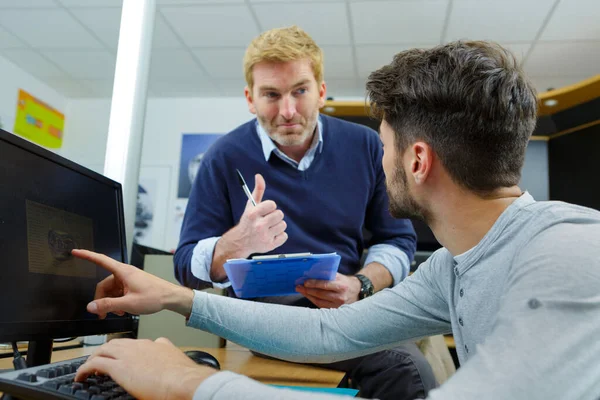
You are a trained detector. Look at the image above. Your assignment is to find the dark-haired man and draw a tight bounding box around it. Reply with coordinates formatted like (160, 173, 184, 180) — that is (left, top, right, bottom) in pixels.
(74, 41, 600, 400)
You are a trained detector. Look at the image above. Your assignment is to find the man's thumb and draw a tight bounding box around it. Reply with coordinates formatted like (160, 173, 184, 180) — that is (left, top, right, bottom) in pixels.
(88, 298, 128, 317)
(252, 173, 266, 204)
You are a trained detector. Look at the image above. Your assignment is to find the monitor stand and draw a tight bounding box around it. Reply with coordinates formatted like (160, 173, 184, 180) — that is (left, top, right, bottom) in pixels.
(25, 339, 53, 367)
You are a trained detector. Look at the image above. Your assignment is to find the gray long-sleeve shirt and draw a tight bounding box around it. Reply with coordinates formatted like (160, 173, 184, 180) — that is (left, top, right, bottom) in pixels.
(190, 193, 600, 400)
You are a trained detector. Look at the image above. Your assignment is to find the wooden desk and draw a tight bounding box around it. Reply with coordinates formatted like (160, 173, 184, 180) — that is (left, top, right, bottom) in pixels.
(0, 343, 344, 388)
(0, 340, 82, 357)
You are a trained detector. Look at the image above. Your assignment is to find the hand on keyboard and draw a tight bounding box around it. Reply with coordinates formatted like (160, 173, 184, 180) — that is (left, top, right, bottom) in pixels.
(75, 337, 218, 400)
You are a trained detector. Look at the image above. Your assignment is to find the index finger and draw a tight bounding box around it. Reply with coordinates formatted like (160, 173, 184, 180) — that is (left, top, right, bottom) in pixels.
(72, 249, 123, 274)
(303, 279, 343, 291)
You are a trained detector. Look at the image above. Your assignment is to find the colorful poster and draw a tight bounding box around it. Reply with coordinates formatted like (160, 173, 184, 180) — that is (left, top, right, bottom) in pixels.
(177, 133, 223, 198)
(14, 89, 65, 149)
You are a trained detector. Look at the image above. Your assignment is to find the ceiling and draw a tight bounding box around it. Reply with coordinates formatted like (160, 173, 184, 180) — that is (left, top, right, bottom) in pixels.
(0, 0, 598, 98)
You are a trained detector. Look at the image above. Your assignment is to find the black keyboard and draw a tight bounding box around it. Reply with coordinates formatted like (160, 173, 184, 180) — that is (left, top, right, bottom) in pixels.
(0, 356, 135, 400)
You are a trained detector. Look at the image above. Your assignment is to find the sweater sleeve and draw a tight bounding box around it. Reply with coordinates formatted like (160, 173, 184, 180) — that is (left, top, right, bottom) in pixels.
(174, 150, 234, 290)
(186, 259, 451, 364)
(363, 130, 417, 276)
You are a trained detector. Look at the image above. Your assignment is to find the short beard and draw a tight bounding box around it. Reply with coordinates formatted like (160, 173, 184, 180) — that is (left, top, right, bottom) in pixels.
(387, 163, 427, 222)
(261, 108, 319, 147)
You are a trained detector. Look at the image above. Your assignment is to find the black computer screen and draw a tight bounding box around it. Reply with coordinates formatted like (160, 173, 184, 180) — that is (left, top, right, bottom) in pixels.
(0, 129, 136, 346)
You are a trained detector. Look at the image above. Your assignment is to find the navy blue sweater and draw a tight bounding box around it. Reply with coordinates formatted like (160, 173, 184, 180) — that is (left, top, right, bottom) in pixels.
(174, 115, 416, 290)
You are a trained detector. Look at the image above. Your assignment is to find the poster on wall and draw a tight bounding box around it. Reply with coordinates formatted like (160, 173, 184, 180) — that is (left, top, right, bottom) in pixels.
(177, 133, 223, 198)
(14, 89, 65, 149)
(134, 166, 172, 251)
(166, 198, 189, 252)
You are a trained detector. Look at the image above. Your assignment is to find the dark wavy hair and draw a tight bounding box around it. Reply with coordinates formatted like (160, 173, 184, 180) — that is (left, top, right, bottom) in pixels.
(366, 41, 538, 194)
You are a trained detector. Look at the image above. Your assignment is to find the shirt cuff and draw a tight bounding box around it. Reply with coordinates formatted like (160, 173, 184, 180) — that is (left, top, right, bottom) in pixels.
(363, 243, 410, 286)
(191, 237, 232, 288)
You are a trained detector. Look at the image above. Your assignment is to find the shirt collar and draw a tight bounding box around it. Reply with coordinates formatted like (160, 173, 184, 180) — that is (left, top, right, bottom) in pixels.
(256, 116, 323, 162)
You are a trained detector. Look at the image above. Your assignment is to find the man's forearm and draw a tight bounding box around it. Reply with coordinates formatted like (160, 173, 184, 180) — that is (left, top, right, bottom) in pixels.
(210, 229, 250, 282)
(357, 262, 393, 293)
(164, 284, 195, 318)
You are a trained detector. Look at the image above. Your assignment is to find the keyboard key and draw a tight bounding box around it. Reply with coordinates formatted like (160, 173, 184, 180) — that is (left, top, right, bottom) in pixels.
(64, 364, 77, 374)
(91, 395, 111, 400)
(73, 382, 89, 391)
(16, 373, 37, 383)
(88, 386, 102, 395)
(59, 384, 77, 395)
(36, 369, 56, 378)
(42, 380, 60, 390)
(75, 389, 92, 399)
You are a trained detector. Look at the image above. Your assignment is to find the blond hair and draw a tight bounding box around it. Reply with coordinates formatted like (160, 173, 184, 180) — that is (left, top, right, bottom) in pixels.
(243, 25, 324, 89)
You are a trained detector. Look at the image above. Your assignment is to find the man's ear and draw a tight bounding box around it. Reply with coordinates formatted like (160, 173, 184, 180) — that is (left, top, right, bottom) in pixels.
(317, 81, 327, 108)
(245, 86, 256, 114)
(411, 142, 433, 185)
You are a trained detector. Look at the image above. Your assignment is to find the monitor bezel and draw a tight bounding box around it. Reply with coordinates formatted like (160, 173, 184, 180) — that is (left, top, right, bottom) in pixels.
(0, 128, 137, 342)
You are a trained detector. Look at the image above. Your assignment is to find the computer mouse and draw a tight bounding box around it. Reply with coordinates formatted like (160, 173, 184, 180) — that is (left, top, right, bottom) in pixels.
(184, 350, 221, 370)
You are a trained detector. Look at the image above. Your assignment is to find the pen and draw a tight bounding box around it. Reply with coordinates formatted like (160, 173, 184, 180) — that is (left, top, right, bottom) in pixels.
(236, 169, 257, 207)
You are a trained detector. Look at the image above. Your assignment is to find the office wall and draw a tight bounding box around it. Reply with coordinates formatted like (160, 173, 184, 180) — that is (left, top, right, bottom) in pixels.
(0, 54, 66, 143)
(520, 140, 549, 201)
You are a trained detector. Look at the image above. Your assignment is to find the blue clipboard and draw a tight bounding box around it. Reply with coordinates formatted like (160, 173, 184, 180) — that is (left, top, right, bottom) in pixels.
(223, 253, 341, 299)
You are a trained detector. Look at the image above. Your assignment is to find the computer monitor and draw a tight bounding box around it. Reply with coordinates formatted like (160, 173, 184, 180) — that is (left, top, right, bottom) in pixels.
(0, 128, 137, 366)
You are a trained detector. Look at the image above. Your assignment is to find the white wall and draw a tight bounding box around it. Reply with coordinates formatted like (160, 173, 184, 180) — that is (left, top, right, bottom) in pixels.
(64, 96, 253, 251)
(0, 54, 66, 141)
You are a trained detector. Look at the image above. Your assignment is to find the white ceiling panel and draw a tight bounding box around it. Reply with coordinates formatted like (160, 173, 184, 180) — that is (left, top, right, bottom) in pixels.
(153, 14, 183, 48)
(524, 41, 600, 77)
(0, 25, 26, 49)
(150, 49, 205, 79)
(150, 77, 221, 97)
(351, 1, 448, 45)
(161, 5, 259, 47)
(253, 2, 351, 46)
(1, 49, 67, 78)
(57, 0, 123, 7)
(70, 7, 122, 49)
(540, 0, 600, 41)
(355, 44, 434, 78)
(79, 79, 114, 97)
(0, 0, 595, 99)
(324, 79, 365, 98)
(321, 46, 355, 79)
(44, 78, 94, 97)
(0, 0, 57, 7)
(249, 0, 341, 2)
(502, 43, 531, 64)
(41, 50, 116, 79)
(158, 0, 243, 4)
(446, 0, 555, 43)
(217, 79, 247, 97)
(191, 47, 245, 79)
(0, 9, 103, 49)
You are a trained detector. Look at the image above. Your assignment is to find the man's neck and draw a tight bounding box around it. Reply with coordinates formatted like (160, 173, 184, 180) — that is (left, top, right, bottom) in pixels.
(429, 186, 523, 256)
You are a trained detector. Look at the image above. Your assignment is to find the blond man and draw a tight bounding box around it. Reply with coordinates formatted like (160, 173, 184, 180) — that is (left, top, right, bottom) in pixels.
(172, 26, 435, 399)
